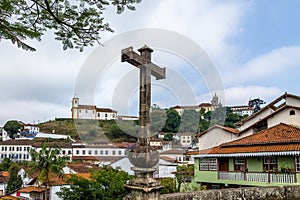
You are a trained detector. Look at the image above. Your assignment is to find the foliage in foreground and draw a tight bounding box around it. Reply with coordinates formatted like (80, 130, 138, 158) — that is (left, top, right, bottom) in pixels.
(57, 166, 133, 200)
(0, 0, 141, 51)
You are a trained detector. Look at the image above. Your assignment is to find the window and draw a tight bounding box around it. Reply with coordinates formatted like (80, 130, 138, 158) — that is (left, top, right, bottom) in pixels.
(118, 150, 122, 155)
(82, 150, 85, 155)
(88, 150, 92, 155)
(234, 158, 245, 171)
(112, 150, 115, 155)
(296, 157, 300, 172)
(94, 150, 98, 155)
(98, 113, 100, 117)
(199, 158, 217, 171)
(76, 150, 79, 155)
(290, 110, 296, 115)
(264, 157, 277, 170)
(100, 150, 103, 155)
(68, 150, 72, 155)
(62, 150, 66, 155)
(1, 147, 4, 151)
(105, 150, 108, 155)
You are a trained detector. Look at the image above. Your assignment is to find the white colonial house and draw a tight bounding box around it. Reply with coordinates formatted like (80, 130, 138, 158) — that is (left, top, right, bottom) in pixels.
(71, 141, 130, 165)
(22, 123, 40, 133)
(178, 133, 193, 147)
(71, 95, 118, 120)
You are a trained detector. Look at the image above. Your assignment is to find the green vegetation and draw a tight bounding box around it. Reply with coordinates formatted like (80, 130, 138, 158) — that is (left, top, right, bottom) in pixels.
(0, 158, 13, 171)
(175, 165, 194, 192)
(6, 163, 23, 194)
(178, 110, 199, 133)
(57, 166, 132, 200)
(38, 119, 78, 139)
(3, 120, 23, 139)
(160, 177, 177, 194)
(0, 0, 141, 51)
(163, 108, 181, 133)
(38, 118, 137, 143)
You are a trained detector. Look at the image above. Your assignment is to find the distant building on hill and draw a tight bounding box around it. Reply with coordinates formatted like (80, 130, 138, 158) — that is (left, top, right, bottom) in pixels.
(71, 95, 118, 120)
(230, 105, 254, 116)
(171, 93, 222, 115)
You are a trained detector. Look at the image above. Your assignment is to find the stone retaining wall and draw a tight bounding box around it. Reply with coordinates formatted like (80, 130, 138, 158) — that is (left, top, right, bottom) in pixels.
(160, 186, 300, 200)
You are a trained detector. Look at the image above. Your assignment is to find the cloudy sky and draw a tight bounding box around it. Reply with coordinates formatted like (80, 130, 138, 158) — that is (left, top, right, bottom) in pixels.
(1, 0, 300, 126)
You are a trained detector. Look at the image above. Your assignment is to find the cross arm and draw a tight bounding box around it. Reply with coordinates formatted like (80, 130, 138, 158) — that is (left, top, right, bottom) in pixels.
(121, 47, 166, 80)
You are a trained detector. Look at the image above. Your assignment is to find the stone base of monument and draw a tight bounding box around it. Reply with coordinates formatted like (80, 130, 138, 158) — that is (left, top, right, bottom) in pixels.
(124, 167, 163, 200)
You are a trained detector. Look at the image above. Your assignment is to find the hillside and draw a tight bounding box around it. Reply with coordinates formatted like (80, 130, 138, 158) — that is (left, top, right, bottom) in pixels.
(37, 118, 137, 143)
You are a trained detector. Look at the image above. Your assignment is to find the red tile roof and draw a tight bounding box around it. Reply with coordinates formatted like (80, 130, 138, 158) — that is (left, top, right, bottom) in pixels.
(18, 186, 48, 193)
(193, 123, 300, 156)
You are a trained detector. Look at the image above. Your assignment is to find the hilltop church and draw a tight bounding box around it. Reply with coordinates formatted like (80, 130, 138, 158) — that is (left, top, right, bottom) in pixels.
(71, 95, 118, 120)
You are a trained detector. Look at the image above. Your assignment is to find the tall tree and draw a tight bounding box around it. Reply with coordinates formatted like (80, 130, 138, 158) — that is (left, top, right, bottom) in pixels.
(25, 141, 69, 199)
(163, 108, 181, 133)
(6, 163, 23, 194)
(57, 166, 132, 200)
(0, 0, 141, 51)
(3, 120, 23, 139)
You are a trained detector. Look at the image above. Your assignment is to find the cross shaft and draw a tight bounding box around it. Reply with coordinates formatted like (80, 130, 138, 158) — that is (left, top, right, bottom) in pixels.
(121, 45, 166, 146)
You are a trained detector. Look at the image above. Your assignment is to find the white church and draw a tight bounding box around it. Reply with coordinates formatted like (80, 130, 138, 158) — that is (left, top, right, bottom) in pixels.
(71, 95, 118, 120)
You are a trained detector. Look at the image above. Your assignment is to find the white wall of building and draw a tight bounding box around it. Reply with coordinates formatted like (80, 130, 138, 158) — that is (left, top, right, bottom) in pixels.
(198, 128, 238, 151)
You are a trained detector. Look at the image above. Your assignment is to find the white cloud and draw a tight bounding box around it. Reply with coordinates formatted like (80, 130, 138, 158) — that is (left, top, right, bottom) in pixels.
(223, 86, 282, 106)
(0, 100, 69, 126)
(145, 0, 250, 65)
(225, 46, 300, 84)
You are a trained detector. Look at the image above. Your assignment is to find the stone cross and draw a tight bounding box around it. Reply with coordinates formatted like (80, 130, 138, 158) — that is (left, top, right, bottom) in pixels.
(121, 45, 166, 146)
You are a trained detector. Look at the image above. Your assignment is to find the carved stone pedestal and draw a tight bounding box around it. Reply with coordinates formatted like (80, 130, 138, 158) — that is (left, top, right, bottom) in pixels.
(124, 167, 163, 200)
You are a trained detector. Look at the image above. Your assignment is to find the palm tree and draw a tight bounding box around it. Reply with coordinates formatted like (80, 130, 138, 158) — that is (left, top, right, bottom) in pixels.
(25, 141, 69, 199)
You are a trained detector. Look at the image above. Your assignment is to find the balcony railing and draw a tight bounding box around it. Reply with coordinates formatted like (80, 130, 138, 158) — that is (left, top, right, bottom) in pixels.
(218, 171, 296, 183)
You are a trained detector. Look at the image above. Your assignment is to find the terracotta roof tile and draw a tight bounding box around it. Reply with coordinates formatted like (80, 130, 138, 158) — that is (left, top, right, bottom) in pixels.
(18, 186, 48, 193)
(223, 123, 300, 146)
